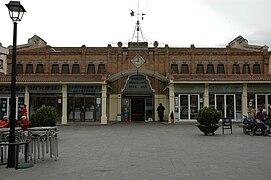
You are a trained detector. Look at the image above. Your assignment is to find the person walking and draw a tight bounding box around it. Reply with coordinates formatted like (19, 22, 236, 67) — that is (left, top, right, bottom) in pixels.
(157, 103, 165, 122)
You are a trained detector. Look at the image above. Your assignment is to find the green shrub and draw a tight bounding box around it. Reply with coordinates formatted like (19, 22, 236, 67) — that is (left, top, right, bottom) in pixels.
(196, 107, 221, 126)
(30, 106, 57, 127)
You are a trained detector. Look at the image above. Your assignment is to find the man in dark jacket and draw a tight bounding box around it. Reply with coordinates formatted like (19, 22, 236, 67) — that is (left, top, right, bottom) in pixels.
(157, 103, 165, 122)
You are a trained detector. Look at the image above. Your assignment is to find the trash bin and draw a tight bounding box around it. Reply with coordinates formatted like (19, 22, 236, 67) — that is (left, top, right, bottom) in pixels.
(116, 114, 121, 121)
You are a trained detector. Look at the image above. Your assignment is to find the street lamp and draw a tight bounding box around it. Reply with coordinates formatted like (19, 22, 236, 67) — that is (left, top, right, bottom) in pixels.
(6, 1, 26, 168)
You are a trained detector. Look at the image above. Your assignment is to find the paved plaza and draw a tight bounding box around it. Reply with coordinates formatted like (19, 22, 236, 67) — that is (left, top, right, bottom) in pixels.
(1, 122, 271, 180)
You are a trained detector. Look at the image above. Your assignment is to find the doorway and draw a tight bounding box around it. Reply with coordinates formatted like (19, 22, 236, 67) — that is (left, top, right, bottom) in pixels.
(67, 96, 100, 122)
(215, 94, 236, 119)
(179, 94, 200, 120)
(255, 94, 271, 114)
(131, 98, 145, 121)
(122, 96, 153, 122)
(30, 95, 62, 122)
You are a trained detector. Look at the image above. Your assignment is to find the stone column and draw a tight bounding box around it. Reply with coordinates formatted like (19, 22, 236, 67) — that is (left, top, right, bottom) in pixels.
(101, 84, 107, 124)
(242, 83, 248, 117)
(204, 83, 209, 107)
(168, 81, 175, 123)
(62, 84, 68, 125)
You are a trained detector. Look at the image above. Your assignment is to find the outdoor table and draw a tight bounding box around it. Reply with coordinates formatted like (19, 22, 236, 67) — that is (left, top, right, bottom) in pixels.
(0, 138, 33, 170)
(0, 127, 22, 140)
(27, 126, 58, 162)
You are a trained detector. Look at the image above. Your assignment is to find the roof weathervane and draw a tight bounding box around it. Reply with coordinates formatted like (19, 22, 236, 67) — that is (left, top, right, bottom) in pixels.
(130, 0, 146, 42)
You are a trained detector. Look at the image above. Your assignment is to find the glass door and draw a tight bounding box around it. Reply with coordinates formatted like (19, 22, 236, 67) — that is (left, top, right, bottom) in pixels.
(190, 95, 199, 119)
(145, 97, 153, 121)
(255, 94, 271, 114)
(179, 95, 188, 119)
(215, 94, 236, 119)
(256, 94, 266, 112)
(179, 94, 200, 120)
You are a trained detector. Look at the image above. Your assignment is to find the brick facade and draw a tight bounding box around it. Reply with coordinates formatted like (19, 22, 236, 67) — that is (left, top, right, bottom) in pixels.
(1, 35, 271, 124)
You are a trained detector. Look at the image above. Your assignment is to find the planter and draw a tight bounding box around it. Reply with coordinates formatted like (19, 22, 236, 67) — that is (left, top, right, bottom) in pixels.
(197, 125, 219, 135)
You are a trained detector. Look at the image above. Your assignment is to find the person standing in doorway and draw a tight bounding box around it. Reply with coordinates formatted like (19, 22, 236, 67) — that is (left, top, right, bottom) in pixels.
(157, 103, 165, 122)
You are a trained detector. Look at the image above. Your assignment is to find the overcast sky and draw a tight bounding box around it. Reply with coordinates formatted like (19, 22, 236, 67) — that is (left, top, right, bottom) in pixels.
(1, 0, 271, 48)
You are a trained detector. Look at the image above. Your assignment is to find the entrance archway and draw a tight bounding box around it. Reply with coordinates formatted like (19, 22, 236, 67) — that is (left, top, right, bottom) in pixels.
(107, 70, 168, 122)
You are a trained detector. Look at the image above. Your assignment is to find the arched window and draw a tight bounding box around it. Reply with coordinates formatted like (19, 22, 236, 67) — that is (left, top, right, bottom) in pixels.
(25, 64, 33, 74)
(51, 64, 59, 74)
(181, 64, 189, 74)
(61, 64, 70, 74)
(87, 64, 95, 74)
(253, 64, 261, 74)
(72, 64, 80, 74)
(242, 64, 251, 74)
(206, 64, 215, 74)
(217, 64, 225, 74)
(36, 64, 44, 74)
(232, 64, 240, 74)
(196, 64, 204, 74)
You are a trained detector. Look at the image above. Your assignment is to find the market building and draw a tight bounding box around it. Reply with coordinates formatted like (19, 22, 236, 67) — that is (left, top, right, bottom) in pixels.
(0, 35, 271, 124)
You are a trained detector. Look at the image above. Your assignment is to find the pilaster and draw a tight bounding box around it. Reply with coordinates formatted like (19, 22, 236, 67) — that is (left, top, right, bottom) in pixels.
(101, 83, 107, 124)
(61, 84, 68, 124)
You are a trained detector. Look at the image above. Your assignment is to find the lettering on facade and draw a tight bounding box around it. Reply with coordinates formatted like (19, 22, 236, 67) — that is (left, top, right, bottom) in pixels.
(0, 86, 24, 94)
(29, 86, 61, 93)
(123, 76, 152, 95)
(248, 85, 271, 92)
(209, 85, 243, 93)
(175, 85, 205, 93)
(68, 86, 102, 94)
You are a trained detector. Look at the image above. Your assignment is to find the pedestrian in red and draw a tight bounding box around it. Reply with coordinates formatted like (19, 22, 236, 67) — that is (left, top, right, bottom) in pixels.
(0, 116, 9, 128)
(20, 116, 30, 130)
(22, 104, 27, 117)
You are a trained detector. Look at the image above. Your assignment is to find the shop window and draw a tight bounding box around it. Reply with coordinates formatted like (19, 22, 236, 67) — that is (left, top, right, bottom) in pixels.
(51, 64, 59, 74)
(253, 64, 261, 74)
(206, 64, 215, 74)
(181, 64, 189, 74)
(87, 64, 96, 74)
(72, 64, 80, 74)
(217, 64, 225, 74)
(171, 64, 179, 74)
(196, 64, 204, 74)
(25, 64, 34, 74)
(97, 64, 106, 74)
(242, 64, 251, 74)
(61, 64, 70, 74)
(232, 64, 240, 74)
(16, 64, 23, 74)
(36, 64, 44, 74)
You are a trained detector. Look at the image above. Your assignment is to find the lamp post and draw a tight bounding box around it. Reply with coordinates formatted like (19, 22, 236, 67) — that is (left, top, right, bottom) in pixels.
(6, 1, 26, 168)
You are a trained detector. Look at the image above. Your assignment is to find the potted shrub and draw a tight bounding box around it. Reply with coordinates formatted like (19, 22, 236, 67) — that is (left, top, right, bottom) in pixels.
(30, 106, 58, 127)
(196, 107, 221, 135)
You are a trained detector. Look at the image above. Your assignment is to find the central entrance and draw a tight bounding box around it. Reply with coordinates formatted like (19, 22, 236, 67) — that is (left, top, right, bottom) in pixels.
(122, 96, 153, 122)
(131, 97, 145, 121)
(121, 75, 154, 122)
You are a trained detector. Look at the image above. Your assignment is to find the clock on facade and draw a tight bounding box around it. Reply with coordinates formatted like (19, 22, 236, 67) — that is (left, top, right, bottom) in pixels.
(131, 55, 145, 68)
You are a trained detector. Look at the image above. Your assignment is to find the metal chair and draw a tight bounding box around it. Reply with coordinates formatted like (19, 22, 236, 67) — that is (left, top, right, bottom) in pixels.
(222, 117, 232, 134)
